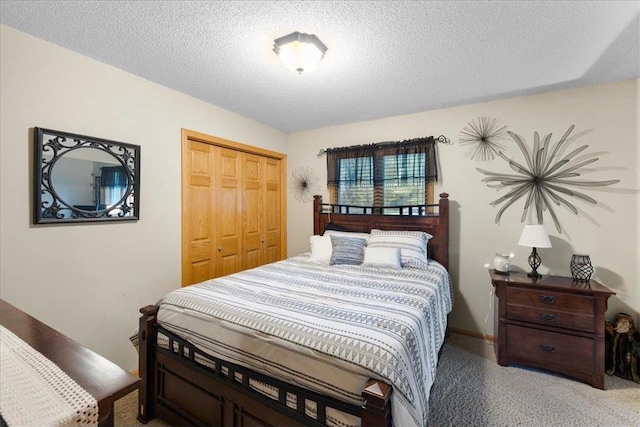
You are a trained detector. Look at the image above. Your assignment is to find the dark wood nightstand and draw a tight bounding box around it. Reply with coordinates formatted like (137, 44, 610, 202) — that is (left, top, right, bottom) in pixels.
(490, 270, 615, 389)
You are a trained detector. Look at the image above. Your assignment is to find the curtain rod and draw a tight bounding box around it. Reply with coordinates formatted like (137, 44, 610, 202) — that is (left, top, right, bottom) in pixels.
(316, 135, 451, 158)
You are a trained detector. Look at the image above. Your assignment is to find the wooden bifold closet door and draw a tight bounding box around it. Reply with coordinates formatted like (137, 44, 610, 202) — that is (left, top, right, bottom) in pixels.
(181, 129, 287, 287)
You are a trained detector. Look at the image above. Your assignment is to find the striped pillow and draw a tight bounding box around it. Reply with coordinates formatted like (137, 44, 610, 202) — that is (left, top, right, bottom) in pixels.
(367, 229, 432, 266)
(323, 229, 370, 243)
(329, 235, 367, 265)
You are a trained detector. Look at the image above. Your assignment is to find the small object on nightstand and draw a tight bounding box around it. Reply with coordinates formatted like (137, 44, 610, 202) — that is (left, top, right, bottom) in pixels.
(570, 254, 594, 281)
(493, 253, 511, 275)
(518, 224, 552, 278)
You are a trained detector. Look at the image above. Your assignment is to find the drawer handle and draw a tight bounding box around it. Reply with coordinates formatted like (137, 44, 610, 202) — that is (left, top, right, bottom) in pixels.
(539, 295, 557, 304)
(539, 313, 556, 322)
(540, 344, 556, 353)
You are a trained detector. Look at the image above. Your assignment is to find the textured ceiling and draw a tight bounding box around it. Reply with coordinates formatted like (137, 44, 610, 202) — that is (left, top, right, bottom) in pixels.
(1, 1, 639, 133)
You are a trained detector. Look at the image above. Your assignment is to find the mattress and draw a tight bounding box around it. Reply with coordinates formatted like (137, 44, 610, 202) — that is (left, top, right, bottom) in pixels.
(157, 254, 452, 427)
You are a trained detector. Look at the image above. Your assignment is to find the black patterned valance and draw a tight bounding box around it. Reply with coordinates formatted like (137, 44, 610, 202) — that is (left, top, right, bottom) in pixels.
(325, 137, 439, 186)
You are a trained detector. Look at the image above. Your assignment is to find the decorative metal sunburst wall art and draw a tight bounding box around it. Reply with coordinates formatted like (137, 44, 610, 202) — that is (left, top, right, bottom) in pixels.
(459, 117, 508, 161)
(476, 125, 620, 233)
(290, 166, 319, 203)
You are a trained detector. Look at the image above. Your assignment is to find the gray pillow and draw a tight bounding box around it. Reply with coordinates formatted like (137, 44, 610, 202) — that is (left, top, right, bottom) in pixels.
(329, 235, 367, 265)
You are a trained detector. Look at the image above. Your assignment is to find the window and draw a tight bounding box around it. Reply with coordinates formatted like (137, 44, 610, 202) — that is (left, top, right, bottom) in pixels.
(326, 137, 438, 212)
(336, 156, 374, 206)
(100, 166, 129, 209)
(380, 152, 426, 206)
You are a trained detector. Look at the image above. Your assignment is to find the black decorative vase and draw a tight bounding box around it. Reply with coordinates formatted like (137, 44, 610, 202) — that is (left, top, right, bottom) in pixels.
(570, 254, 593, 281)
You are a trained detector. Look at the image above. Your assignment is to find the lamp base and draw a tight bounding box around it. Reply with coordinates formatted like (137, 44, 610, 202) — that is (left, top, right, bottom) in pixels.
(527, 247, 542, 280)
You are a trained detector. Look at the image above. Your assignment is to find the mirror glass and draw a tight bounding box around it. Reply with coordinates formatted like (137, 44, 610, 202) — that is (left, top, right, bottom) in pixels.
(34, 128, 140, 224)
(48, 148, 129, 214)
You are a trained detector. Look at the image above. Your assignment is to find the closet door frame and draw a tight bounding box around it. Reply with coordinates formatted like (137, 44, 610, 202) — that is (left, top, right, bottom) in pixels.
(181, 129, 287, 286)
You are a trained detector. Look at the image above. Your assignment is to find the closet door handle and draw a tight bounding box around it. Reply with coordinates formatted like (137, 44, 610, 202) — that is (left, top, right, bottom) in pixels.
(218, 247, 222, 252)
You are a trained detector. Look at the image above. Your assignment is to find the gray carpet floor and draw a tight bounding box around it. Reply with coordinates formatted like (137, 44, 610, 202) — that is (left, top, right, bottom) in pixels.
(115, 333, 640, 426)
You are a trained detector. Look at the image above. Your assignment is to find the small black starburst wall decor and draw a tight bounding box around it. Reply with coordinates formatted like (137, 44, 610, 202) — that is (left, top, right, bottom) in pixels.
(476, 125, 620, 234)
(290, 166, 319, 203)
(459, 116, 508, 161)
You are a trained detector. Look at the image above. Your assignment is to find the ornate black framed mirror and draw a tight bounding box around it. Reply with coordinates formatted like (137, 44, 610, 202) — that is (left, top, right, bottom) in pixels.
(34, 127, 140, 224)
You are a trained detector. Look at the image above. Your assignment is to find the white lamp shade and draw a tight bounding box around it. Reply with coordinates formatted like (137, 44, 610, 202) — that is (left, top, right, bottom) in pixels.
(273, 32, 327, 74)
(518, 224, 552, 248)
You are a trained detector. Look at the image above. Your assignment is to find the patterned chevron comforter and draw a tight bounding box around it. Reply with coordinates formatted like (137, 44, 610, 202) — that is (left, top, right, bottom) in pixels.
(157, 254, 452, 427)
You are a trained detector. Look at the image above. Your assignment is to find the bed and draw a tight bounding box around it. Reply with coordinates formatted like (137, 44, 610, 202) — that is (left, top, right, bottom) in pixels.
(137, 193, 451, 427)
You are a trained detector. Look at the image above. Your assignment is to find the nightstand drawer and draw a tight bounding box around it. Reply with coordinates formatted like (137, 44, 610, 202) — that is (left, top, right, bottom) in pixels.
(506, 287, 594, 315)
(506, 325, 593, 373)
(506, 304, 595, 332)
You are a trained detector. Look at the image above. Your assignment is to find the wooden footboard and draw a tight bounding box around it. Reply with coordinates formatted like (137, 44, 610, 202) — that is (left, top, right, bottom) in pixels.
(137, 305, 392, 427)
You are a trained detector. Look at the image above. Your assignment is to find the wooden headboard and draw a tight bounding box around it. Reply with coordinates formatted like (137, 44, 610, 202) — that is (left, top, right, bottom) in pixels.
(313, 193, 450, 270)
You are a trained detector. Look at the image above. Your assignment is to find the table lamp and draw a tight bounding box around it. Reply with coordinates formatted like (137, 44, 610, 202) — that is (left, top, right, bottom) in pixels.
(518, 224, 552, 278)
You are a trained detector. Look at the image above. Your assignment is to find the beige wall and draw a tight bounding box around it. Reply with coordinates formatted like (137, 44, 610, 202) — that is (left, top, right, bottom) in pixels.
(637, 78, 640, 321)
(1, 23, 638, 372)
(0, 25, 286, 370)
(287, 79, 639, 336)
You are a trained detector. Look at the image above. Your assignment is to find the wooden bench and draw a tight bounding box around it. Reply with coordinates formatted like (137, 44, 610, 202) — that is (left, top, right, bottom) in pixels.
(0, 299, 140, 427)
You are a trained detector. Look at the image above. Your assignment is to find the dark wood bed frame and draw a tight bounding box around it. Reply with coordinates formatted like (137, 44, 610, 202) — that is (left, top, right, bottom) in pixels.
(138, 193, 449, 427)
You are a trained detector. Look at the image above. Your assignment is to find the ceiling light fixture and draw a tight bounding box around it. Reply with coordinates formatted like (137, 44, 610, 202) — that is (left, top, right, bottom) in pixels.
(273, 31, 327, 74)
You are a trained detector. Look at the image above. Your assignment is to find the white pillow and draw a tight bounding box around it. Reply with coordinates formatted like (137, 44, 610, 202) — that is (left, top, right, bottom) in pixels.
(367, 229, 432, 266)
(362, 247, 401, 269)
(309, 235, 332, 264)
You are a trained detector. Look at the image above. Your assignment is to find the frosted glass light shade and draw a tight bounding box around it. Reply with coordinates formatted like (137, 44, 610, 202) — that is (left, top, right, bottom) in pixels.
(518, 224, 552, 248)
(273, 32, 327, 74)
